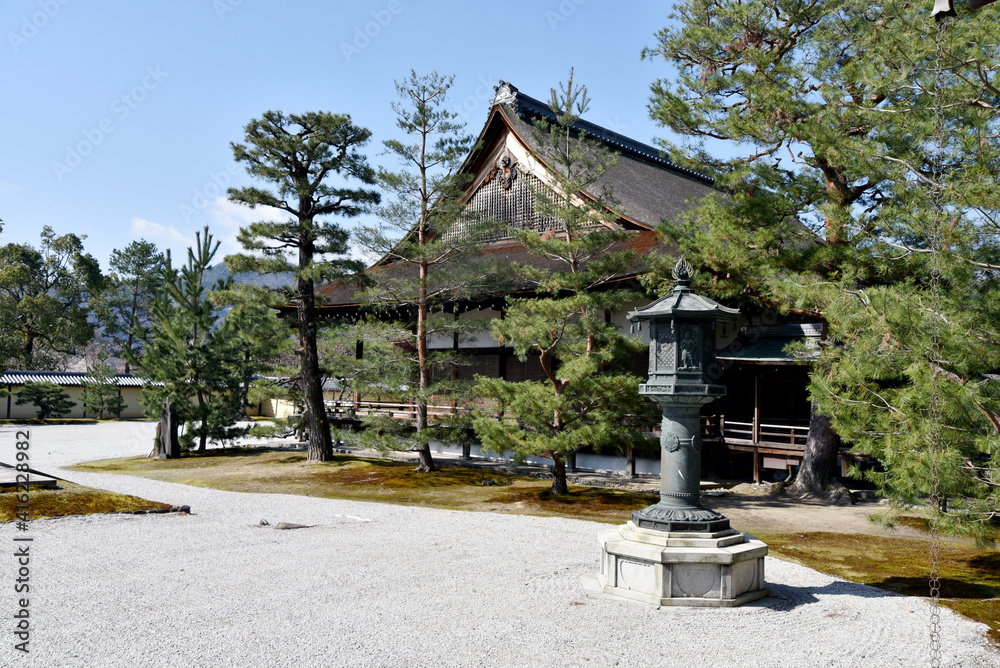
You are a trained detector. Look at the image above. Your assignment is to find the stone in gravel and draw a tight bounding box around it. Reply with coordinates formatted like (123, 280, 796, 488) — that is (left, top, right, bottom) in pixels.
(247, 520, 312, 530)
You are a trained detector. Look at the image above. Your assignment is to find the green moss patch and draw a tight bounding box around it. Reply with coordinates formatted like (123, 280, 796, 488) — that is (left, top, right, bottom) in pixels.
(0, 481, 170, 521)
(758, 531, 1000, 644)
(488, 486, 658, 523)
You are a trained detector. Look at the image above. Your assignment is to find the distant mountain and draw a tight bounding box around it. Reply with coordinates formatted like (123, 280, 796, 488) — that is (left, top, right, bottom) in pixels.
(201, 264, 294, 290)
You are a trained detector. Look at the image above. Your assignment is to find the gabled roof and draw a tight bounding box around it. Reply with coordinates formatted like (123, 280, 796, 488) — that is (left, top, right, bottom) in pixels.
(475, 81, 715, 231)
(309, 80, 720, 317)
(316, 228, 661, 312)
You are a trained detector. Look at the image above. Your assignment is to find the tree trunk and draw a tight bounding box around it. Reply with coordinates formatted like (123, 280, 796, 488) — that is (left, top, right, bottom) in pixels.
(298, 275, 333, 462)
(153, 421, 161, 458)
(123, 299, 137, 374)
(786, 400, 853, 504)
(550, 453, 569, 495)
(415, 441, 436, 472)
(196, 390, 208, 451)
(625, 444, 636, 478)
(159, 398, 180, 459)
(413, 256, 436, 473)
(240, 351, 252, 418)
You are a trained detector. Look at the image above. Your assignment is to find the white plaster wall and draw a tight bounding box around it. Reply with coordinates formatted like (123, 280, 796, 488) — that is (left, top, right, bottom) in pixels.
(427, 440, 661, 477)
(426, 308, 503, 350)
(613, 299, 652, 345)
(3, 387, 147, 419)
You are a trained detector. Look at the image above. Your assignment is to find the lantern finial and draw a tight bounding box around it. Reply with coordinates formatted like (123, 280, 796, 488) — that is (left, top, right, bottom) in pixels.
(672, 258, 693, 286)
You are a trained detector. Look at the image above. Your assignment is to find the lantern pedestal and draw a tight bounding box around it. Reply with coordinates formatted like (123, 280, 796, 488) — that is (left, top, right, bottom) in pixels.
(591, 521, 768, 607)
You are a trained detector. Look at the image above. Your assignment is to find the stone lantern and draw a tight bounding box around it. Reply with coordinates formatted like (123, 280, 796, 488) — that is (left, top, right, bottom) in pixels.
(630, 258, 737, 533)
(588, 259, 768, 608)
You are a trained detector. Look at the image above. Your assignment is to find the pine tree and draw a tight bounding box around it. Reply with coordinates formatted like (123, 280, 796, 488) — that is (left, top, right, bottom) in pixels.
(80, 350, 126, 419)
(226, 111, 378, 462)
(472, 72, 658, 494)
(93, 240, 165, 373)
(214, 283, 293, 417)
(644, 0, 919, 501)
(352, 71, 483, 472)
(645, 0, 1000, 532)
(139, 227, 244, 455)
(16, 382, 75, 419)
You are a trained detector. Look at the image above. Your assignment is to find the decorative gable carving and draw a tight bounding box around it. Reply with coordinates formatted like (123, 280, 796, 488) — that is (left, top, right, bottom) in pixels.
(493, 149, 518, 191)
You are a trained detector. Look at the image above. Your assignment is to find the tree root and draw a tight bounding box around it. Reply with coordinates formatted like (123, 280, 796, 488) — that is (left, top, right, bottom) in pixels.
(781, 478, 855, 506)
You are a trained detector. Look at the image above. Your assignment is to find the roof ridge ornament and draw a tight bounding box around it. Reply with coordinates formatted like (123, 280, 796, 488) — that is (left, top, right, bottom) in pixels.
(490, 80, 518, 107)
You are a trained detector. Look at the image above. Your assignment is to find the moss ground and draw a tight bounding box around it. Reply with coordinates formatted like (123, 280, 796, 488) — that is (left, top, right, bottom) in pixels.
(0, 481, 170, 521)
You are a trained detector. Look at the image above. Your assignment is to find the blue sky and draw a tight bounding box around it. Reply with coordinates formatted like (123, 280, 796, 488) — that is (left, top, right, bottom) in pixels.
(1, 0, 682, 269)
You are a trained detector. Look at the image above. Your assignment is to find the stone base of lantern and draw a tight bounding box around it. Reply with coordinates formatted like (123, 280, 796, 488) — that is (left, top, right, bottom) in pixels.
(587, 521, 768, 608)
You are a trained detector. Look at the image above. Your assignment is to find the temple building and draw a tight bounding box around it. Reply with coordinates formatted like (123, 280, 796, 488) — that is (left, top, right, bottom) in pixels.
(306, 81, 824, 482)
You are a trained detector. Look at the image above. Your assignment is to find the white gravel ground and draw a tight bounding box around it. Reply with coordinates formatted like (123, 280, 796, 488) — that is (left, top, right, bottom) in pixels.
(0, 422, 996, 668)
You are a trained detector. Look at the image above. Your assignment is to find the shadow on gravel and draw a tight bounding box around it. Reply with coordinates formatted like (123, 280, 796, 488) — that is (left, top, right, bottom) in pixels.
(869, 576, 998, 599)
(766, 579, 902, 611)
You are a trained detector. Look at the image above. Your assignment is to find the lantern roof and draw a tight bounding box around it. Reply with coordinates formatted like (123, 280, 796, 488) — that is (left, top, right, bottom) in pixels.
(628, 259, 740, 322)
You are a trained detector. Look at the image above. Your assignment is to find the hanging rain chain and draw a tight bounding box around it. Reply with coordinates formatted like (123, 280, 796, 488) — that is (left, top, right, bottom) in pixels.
(926, 10, 954, 668)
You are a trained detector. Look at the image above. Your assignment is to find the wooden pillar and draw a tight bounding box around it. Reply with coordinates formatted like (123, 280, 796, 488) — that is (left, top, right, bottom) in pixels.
(498, 302, 508, 381)
(753, 372, 762, 444)
(354, 340, 363, 410)
(452, 309, 459, 410)
(753, 373, 762, 483)
(625, 444, 636, 478)
(6, 385, 11, 419)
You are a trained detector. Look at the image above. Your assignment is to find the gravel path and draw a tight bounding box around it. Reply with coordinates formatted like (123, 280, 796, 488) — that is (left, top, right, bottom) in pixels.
(0, 423, 996, 668)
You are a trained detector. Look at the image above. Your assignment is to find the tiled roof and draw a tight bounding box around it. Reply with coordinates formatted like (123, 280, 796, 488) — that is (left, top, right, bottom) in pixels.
(491, 81, 713, 184)
(717, 324, 823, 364)
(0, 371, 159, 387)
(497, 104, 716, 231)
(312, 230, 665, 314)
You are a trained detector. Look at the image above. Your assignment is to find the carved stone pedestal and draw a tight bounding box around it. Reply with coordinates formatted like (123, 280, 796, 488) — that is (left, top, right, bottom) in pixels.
(590, 521, 768, 608)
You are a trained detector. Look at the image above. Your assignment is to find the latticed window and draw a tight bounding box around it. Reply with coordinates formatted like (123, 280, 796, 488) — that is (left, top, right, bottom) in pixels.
(448, 168, 562, 243)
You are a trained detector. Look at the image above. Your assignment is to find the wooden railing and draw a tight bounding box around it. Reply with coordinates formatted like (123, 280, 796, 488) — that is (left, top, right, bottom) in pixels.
(704, 415, 809, 450)
(328, 400, 809, 449)
(326, 399, 477, 422)
(328, 398, 820, 484)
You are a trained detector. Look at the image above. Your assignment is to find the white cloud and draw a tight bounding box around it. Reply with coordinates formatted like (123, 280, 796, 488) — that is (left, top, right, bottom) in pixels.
(165, 197, 373, 268)
(204, 197, 287, 259)
(0, 181, 22, 194)
(129, 217, 195, 256)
